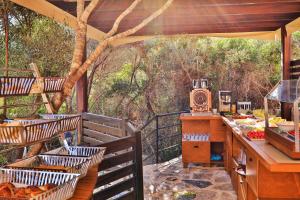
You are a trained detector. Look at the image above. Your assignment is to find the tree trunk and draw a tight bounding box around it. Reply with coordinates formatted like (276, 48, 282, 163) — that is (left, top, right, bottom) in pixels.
(3, 10, 9, 116)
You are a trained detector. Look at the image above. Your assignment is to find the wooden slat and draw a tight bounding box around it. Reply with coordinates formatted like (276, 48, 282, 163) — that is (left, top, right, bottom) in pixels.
(96, 163, 134, 187)
(93, 177, 135, 200)
(82, 113, 122, 127)
(83, 120, 122, 137)
(291, 75, 300, 79)
(115, 190, 135, 200)
(82, 136, 103, 146)
(290, 59, 300, 67)
(99, 136, 136, 154)
(83, 128, 118, 142)
(99, 150, 135, 171)
(290, 66, 300, 73)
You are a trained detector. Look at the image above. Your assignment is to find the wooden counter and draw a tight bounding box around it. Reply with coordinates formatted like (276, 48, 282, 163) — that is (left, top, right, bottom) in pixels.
(223, 117, 300, 172)
(223, 117, 300, 200)
(70, 166, 98, 200)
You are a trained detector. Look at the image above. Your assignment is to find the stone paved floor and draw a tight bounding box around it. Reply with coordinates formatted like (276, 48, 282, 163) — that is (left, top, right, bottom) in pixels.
(143, 157, 237, 200)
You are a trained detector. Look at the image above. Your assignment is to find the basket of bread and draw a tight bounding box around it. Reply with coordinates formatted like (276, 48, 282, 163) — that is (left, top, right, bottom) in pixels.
(44, 146, 106, 168)
(0, 119, 58, 145)
(0, 168, 79, 200)
(6, 155, 91, 178)
(39, 114, 81, 132)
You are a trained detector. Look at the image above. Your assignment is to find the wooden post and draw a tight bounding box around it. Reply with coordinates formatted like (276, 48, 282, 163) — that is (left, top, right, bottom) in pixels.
(281, 26, 292, 120)
(134, 131, 144, 200)
(30, 63, 54, 114)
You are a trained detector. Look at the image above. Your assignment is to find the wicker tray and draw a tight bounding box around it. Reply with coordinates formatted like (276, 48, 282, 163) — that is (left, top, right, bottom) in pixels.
(0, 77, 36, 97)
(0, 119, 58, 145)
(0, 168, 79, 200)
(40, 114, 81, 132)
(43, 77, 65, 93)
(6, 154, 91, 178)
(44, 146, 106, 168)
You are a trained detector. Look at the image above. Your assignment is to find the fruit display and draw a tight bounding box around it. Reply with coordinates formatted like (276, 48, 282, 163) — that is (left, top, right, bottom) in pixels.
(246, 130, 265, 140)
(269, 117, 285, 127)
(252, 109, 265, 119)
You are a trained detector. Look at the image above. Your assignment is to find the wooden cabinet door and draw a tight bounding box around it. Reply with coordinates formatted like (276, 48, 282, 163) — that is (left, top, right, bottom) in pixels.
(231, 158, 239, 193)
(237, 175, 247, 200)
(246, 150, 258, 196)
(182, 141, 210, 163)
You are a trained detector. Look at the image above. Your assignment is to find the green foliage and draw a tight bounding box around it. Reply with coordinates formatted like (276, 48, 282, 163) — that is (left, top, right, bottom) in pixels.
(0, 4, 74, 118)
(89, 36, 283, 122)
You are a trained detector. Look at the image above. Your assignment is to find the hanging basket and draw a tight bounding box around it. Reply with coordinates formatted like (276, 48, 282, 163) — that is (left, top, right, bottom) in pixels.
(40, 114, 81, 132)
(0, 77, 36, 97)
(0, 119, 58, 145)
(43, 77, 65, 93)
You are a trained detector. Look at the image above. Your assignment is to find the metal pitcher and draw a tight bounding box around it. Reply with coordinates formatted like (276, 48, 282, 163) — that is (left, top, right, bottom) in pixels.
(192, 79, 200, 89)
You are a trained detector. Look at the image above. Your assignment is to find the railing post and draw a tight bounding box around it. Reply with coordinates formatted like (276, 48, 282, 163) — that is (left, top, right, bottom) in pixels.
(156, 115, 159, 164)
(134, 131, 144, 200)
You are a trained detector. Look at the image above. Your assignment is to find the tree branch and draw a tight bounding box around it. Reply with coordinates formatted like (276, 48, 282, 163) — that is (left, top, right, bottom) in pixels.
(105, 0, 142, 38)
(52, 0, 174, 111)
(77, 0, 174, 77)
(81, 0, 101, 22)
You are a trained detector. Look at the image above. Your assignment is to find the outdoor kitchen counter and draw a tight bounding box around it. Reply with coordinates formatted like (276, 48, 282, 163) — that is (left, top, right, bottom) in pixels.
(223, 117, 300, 173)
(70, 166, 98, 200)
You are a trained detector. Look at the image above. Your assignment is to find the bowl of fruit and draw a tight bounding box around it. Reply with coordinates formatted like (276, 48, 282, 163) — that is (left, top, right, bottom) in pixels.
(246, 130, 265, 140)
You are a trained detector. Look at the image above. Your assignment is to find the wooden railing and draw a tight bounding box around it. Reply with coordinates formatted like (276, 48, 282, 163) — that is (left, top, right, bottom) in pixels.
(81, 113, 143, 200)
(289, 59, 300, 79)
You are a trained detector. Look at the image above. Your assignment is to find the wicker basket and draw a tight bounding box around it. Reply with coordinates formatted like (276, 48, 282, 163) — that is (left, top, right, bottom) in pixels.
(43, 77, 65, 93)
(40, 114, 81, 132)
(44, 146, 106, 168)
(0, 120, 58, 145)
(0, 77, 36, 97)
(7, 154, 91, 178)
(0, 168, 79, 200)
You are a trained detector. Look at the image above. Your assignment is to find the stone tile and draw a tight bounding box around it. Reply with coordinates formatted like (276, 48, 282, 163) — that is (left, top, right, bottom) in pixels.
(213, 183, 234, 191)
(219, 192, 237, 200)
(183, 180, 212, 188)
(194, 190, 217, 200)
(192, 172, 213, 180)
(214, 175, 231, 183)
(144, 157, 237, 200)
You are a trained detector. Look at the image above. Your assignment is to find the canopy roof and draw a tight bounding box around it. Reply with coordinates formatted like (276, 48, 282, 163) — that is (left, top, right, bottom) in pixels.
(11, 0, 300, 43)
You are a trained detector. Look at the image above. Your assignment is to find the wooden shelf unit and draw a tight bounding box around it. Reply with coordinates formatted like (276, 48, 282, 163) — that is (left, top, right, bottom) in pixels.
(180, 113, 226, 167)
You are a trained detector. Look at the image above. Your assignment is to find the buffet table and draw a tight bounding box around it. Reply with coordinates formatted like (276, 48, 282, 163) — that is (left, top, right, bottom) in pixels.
(70, 166, 98, 200)
(223, 117, 300, 200)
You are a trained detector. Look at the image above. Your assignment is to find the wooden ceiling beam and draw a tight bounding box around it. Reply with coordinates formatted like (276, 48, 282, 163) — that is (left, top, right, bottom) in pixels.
(123, 26, 278, 36)
(89, 12, 300, 24)
(51, 1, 300, 16)
(90, 19, 292, 31)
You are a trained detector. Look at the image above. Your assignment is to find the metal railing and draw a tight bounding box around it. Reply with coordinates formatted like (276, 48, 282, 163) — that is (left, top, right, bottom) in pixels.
(140, 111, 189, 164)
